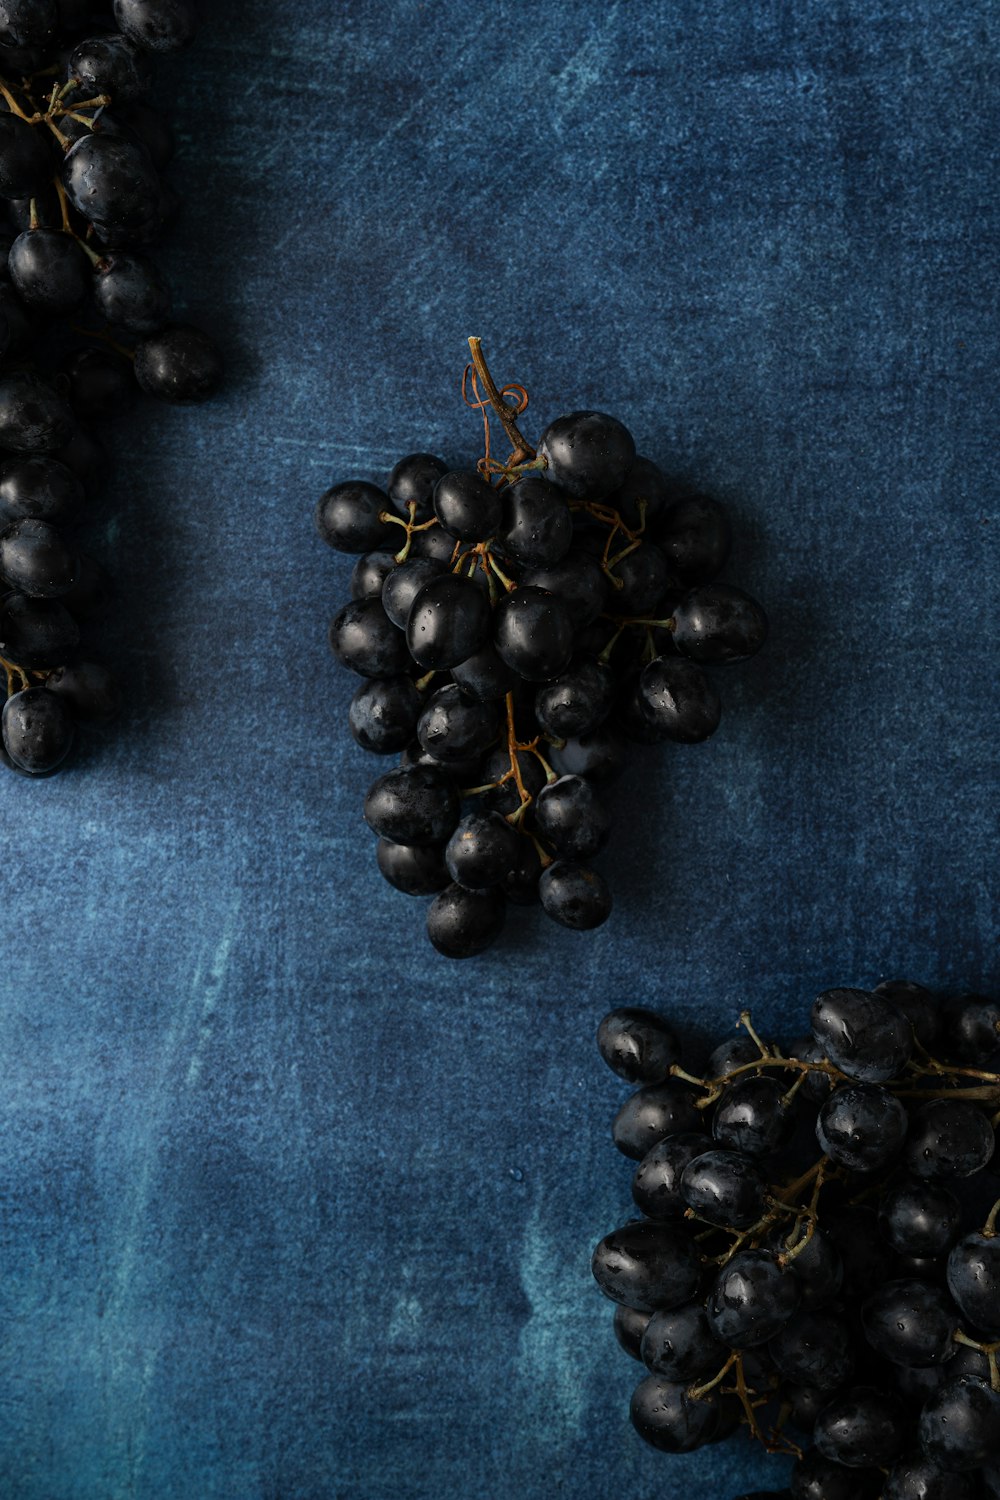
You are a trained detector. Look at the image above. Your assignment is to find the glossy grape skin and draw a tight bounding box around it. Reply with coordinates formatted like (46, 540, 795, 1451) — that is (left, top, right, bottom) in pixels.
(493, 586, 574, 682)
(761, 1223, 843, 1310)
(538, 860, 611, 929)
(44, 661, 120, 723)
(631, 1132, 710, 1219)
(534, 656, 613, 738)
(681, 1149, 767, 1230)
(655, 494, 732, 585)
(613, 1304, 651, 1361)
(363, 764, 459, 846)
(317, 483, 395, 554)
(66, 348, 136, 423)
(113, 0, 199, 51)
(69, 34, 152, 101)
(943, 992, 1000, 1067)
(918, 1377, 1000, 1471)
(450, 641, 517, 703)
(328, 598, 408, 679)
(1, 686, 74, 773)
(0, 518, 77, 598)
(133, 324, 223, 403)
(612, 1082, 702, 1160)
(706, 1250, 800, 1347)
(706, 1035, 763, 1078)
(639, 1299, 726, 1380)
(0, 371, 75, 453)
(348, 676, 421, 754)
(636, 656, 721, 742)
(381, 557, 445, 629)
(8, 228, 91, 312)
(629, 1376, 721, 1452)
(814, 1386, 907, 1468)
(608, 454, 672, 530)
(0, 591, 79, 666)
(597, 1007, 681, 1084)
(500, 476, 573, 566)
(671, 583, 768, 663)
(0, 114, 52, 199)
(375, 838, 449, 897)
(712, 1074, 795, 1157)
(387, 453, 447, 519)
(409, 523, 456, 565)
(811, 987, 913, 1083)
(905, 1099, 995, 1180)
(591, 1219, 700, 1312)
(946, 1231, 1000, 1338)
(790, 1448, 881, 1499)
(815, 1082, 908, 1171)
(92, 250, 171, 332)
(861, 1280, 958, 1367)
(416, 684, 500, 765)
(538, 410, 636, 500)
(350, 551, 397, 600)
(874, 978, 941, 1052)
(62, 133, 160, 231)
(522, 548, 607, 627)
(426, 882, 505, 957)
(431, 469, 500, 541)
(444, 811, 519, 891)
(548, 723, 627, 783)
(879, 1180, 962, 1258)
(406, 573, 492, 670)
(534, 774, 609, 860)
(883, 1457, 978, 1500)
(769, 1308, 854, 1390)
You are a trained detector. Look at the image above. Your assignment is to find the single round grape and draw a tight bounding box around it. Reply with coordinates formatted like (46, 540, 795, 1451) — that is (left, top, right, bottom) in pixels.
(113, 0, 198, 51)
(707, 1035, 763, 1078)
(883, 1456, 978, 1500)
(432, 469, 501, 541)
(534, 774, 609, 860)
(1, 686, 74, 773)
(811, 987, 912, 1083)
(640, 1299, 726, 1380)
(861, 1279, 958, 1367)
(538, 860, 611, 929)
(426, 883, 505, 957)
(608, 454, 672, 530)
(631, 1132, 709, 1219)
(416, 684, 500, 764)
(681, 1149, 767, 1230)
(790, 1448, 881, 1499)
(409, 524, 455, 565)
(815, 1081, 908, 1171)
(8, 228, 90, 312)
(317, 483, 395, 554)
(597, 1006, 681, 1084)
(500, 476, 573, 566)
(671, 583, 768, 662)
(0, 0, 56, 48)
(548, 723, 627, 783)
(613, 1304, 651, 1362)
(0, 371, 75, 453)
(612, 1081, 701, 1160)
(0, 518, 77, 598)
(706, 1250, 800, 1346)
(591, 1219, 700, 1312)
(538, 410, 636, 499)
(522, 549, 608, 627)
(918, 1376, 1000, 1472)
(350, 551, 397, 599)
(444, 811, 519, 891)
(375, 838, 449, 897)
(905, 1099, 995, 1180)
(874, 978, 940, 1052)
(92, 250, 171, 333)
(946, 1230, 1000, 1339)
(66, 348, 136, 423)
(712, 1074, 795, 1157)
(879, 1180, 962, 1258)
(769, 1308, 854, 1390)
(62, 132, 160, 231)
(637, 655, 722, 742)
(0, 114, 52, 199)
(655, 493, 732, 585)
(133, 324, 223, 403)
(363, 764, 459, 846)
(629, 1375, 721, 1452)
(943, 992, 1000, 1068)
(381, 557, 446, 629)
(348, 676, 421, 754)
(328, 598, 408, 678)
(450, 641, 517, 703)
(406, 573, 492, 670)
(814, 1386, 906, 1468)
(69, 33, 151, 100)
(494, 586, 574, 681)
(0, 592, 79, 667)
(387, 453, 447, 519)
(534, 656, 613, 739)
(44, 661, 120, 723)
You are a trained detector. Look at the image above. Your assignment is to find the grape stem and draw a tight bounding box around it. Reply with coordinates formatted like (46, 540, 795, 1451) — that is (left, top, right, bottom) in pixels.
(466, 337, 536, 467)
(984, 1197, 1000, 1238)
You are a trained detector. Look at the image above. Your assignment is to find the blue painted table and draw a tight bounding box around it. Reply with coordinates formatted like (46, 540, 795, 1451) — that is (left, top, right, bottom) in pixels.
(1, 2, 996, 1495)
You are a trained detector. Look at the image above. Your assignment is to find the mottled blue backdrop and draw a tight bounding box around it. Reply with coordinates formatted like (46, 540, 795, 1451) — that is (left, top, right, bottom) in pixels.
(1, 2, 997, 1496)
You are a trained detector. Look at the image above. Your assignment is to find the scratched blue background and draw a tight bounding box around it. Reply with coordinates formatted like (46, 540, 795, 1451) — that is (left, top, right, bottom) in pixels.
(1, 2, 997, 1497)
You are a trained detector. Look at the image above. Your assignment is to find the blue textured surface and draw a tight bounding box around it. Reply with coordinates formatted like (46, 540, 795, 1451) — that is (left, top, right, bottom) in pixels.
(1, 2, 998, 1496)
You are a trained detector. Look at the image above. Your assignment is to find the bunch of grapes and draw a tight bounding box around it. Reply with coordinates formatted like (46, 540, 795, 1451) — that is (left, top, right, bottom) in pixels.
(0, 0, 221, 777)
(592, 984, 1000, 1500)
(315, 338, 767, 957)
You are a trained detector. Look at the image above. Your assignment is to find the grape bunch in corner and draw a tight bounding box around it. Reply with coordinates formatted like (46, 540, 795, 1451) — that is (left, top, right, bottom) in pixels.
(0, 0, 222, 778)
(315, 338, 767, 958)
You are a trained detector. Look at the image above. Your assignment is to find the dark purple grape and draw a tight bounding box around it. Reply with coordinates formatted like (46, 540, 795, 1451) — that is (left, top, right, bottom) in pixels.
(450, 641, 517, 703)
(597, 1007, 682, 1085)
(790, 1448, 881, 1499)
(712, 1074, 795, 1157)
(522, 548, 608, 627)
(328, 598, 408, 679)
(874, 978, 941, 1052)
(811, 987, 913, 1083)
(943, 992, 1000, 1068)
(0, 371, 75, 453)
(905, 1099, 995, 1180)
(681, 1149, 767, 1230)
(113, 0, 199, 52)
(0, 0, 56, 49)
(631, 1132, 708, 1219)
(375, 838, 449, 897)
(861, 1280, 958, 1367)
(407, 573, 492, 670)
(918, 1377, 1000, 1471)
(538, 410, 635, 500)
(534, 774, 609, 860)
(636, 655, 721, 742)
(534, 656, 613, 738)
(612, 1081, 701, 1159)
(348, 676, 421, 754)
(381, 557, 447, 629)
(69, 33, 152, 101)
(8, 228, 91, 312)
(815, 1082, 908, 1171)
(814, 1386, 906, 1468)
(655, 494, 732, 585)
(640, 1300, 726, 1380)
(350, 550, 397, 599)
(879, 1180, 962, 1258)
(133, 324, 222, 403)
(317, 483, 395, 554)
(499, 475, 572, 566)
(426, 883, 505, 958)
(2, 685, 74, 772)
(0, 592, 79, 667)
(538, 859, 611, 929)
(606, 540, 672, 614)
(883, 1457, 977, 1500)
(608, 454, 672, 530)
(946, 1229, 1000, 1338)
(706, 1250, 800, 1346)
(92, 250, 171, 332)
(416, 684, 500, 765)
(444, 811, 519, 891)
(0, 518, 77, 597)
(613, 1303, 651, 1362)
(547, 723, 627, 782)
(363, 764, 459, 846)
(629, 1375, 721, 1452)
(431, 469, 501, 541)
(62, 133, 160, 232)
(761, 1222, 843, 1311)
(591, 1219, 700, 1312)
(493, 586, 574, 682)
(671, 583, 768, 663)
(387, 453, 447, 519)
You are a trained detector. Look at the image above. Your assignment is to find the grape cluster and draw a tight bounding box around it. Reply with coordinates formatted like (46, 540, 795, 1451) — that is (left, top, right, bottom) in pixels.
(315, 339, 767, 957)
(0, 0, 221, 776)
(592, 984, 1000, 1499)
